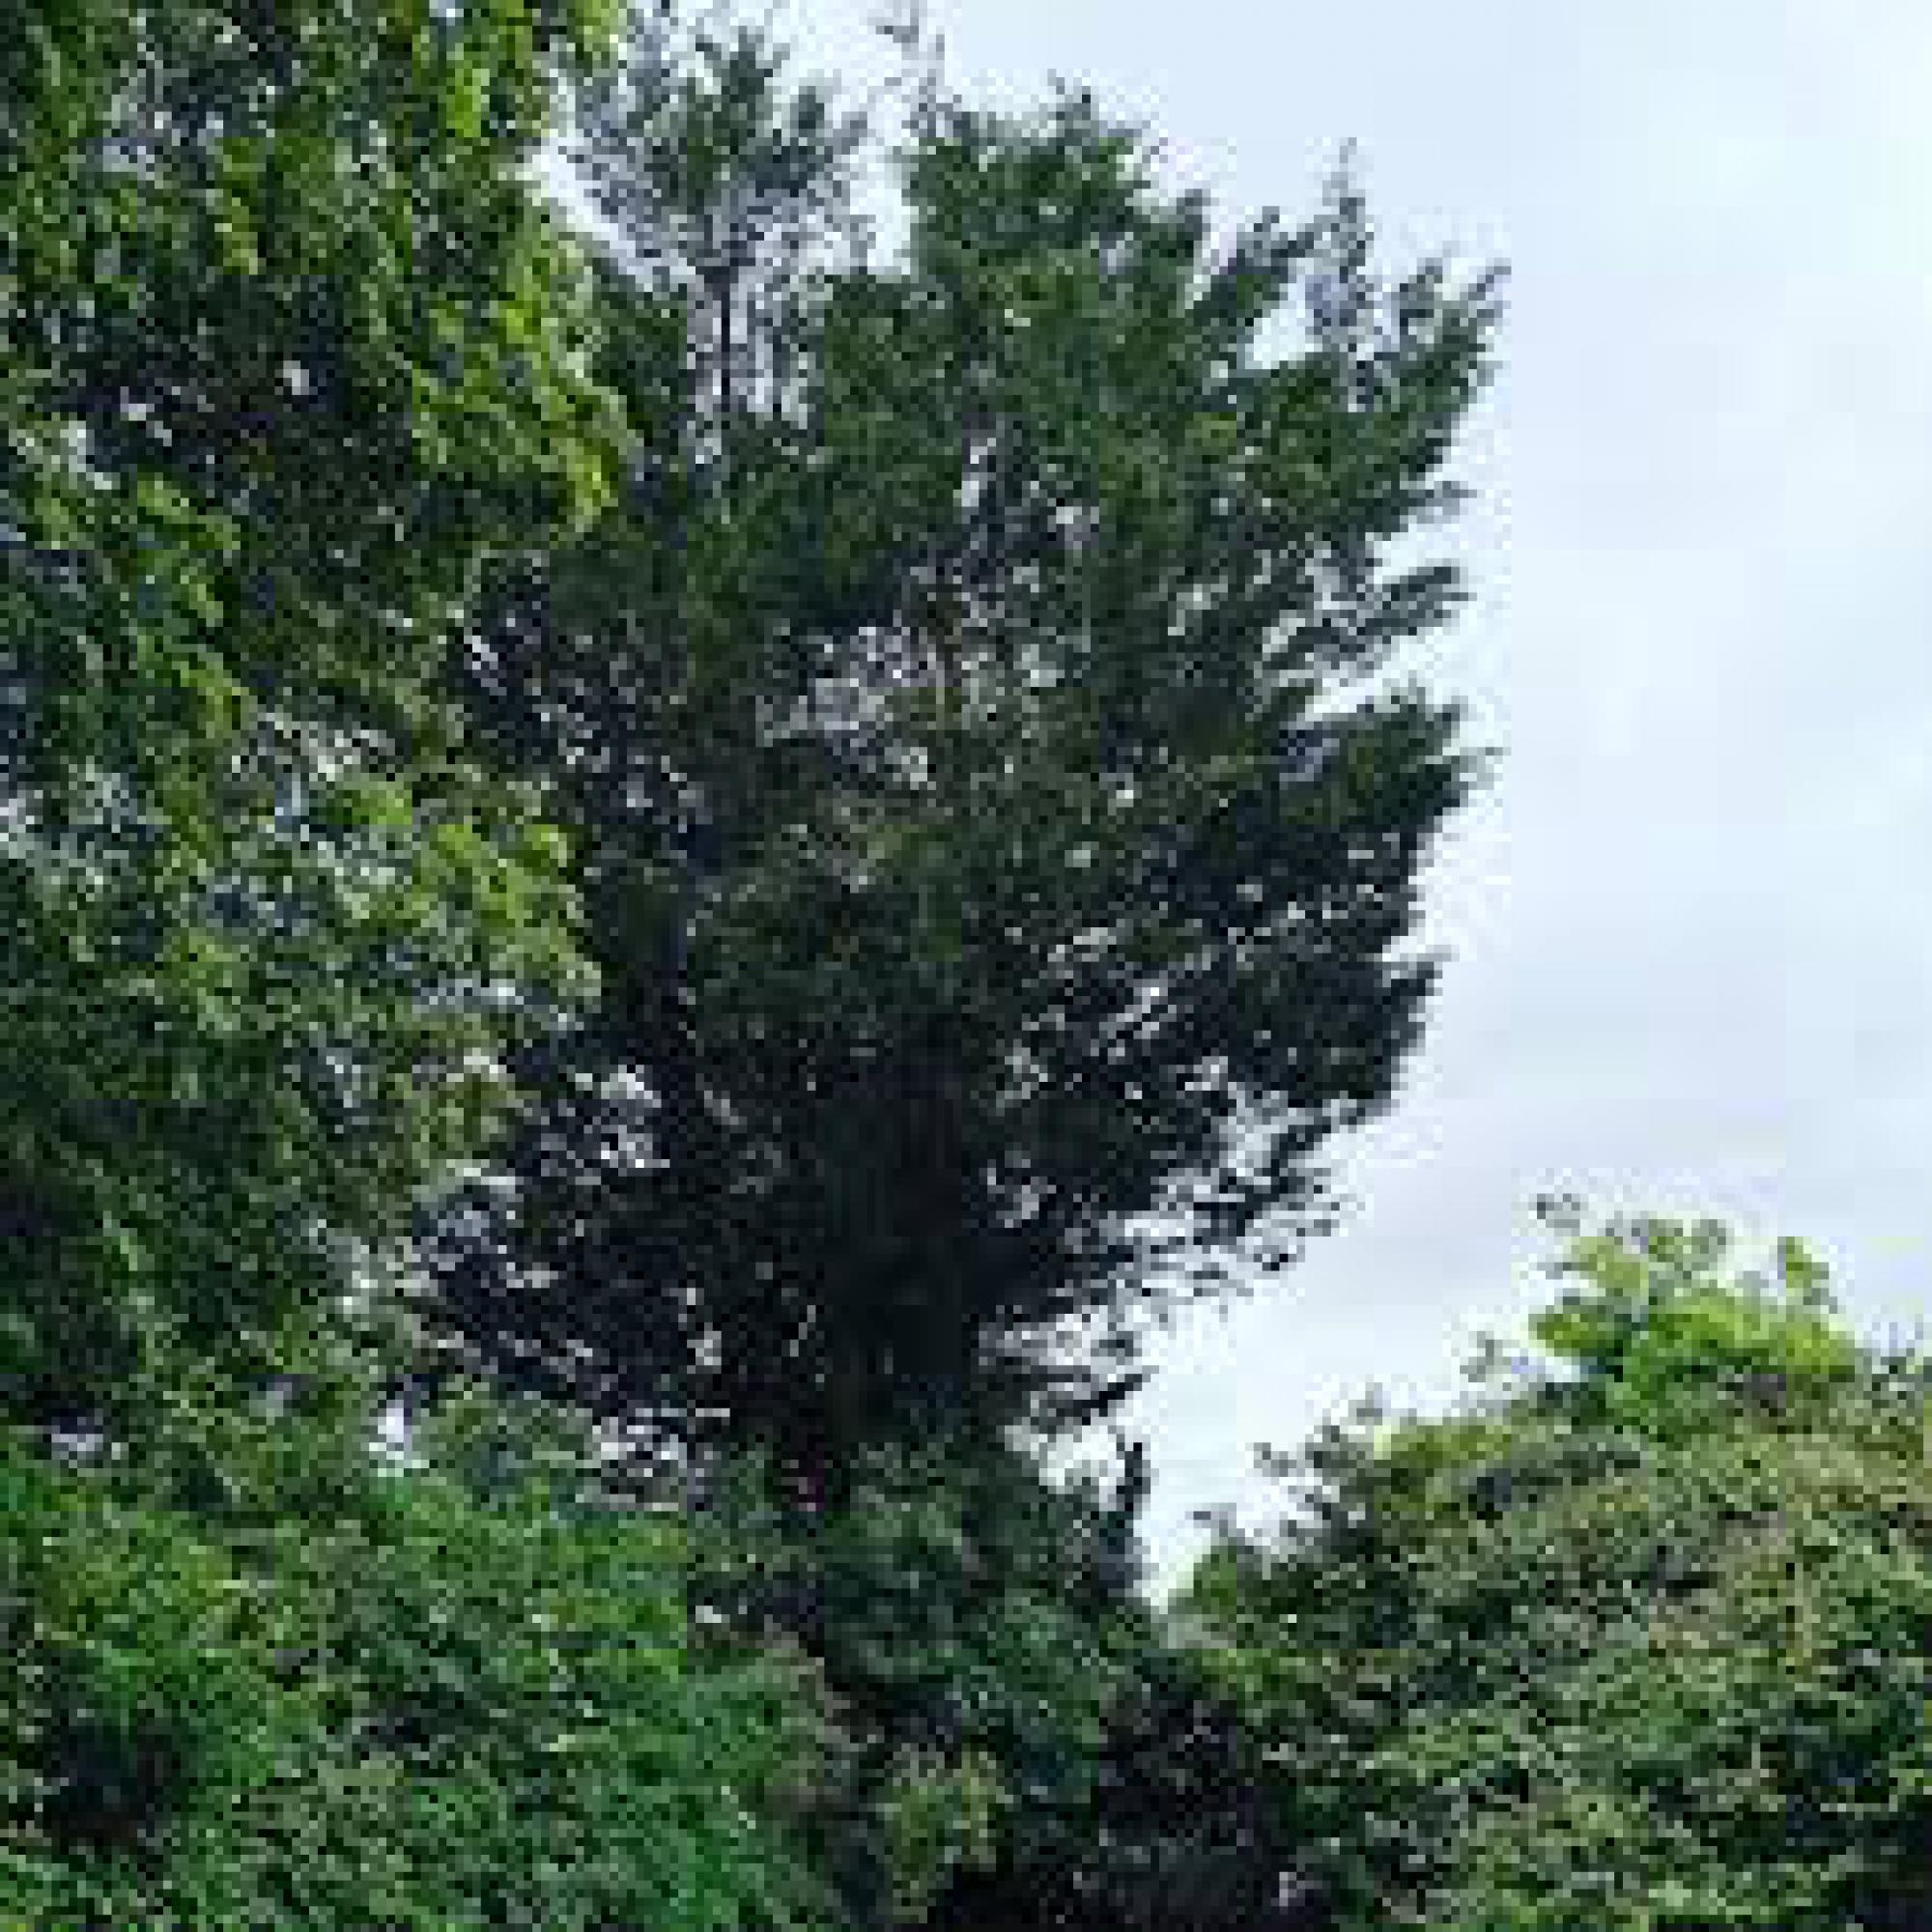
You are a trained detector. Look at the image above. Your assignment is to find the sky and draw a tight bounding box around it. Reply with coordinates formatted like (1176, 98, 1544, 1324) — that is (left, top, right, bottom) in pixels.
(566, 0, 1932, 1596)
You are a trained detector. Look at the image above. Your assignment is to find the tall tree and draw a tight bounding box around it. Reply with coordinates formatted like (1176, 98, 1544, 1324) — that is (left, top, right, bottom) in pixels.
(420, 2, 1502, 1497)
(0, 0, 625, 1457)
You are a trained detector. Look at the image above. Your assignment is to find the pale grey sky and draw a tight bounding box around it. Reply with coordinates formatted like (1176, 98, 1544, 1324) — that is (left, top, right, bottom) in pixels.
(566, 1, 1932, 1595)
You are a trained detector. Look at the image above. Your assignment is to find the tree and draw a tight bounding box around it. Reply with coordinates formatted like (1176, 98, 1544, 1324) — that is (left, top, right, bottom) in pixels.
(1182, 1204, 1932, 1931)
(418, 0, 1504, 1497)
(0, 0, 627, 1450)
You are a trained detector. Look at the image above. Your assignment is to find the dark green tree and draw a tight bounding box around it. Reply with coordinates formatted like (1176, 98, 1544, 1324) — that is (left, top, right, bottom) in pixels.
(687, 1429, 1138, 1932)
(925, 1575, 1304, 1932)
(419, 1, 1503, 1499)
(684, 1419, 1303, 1932)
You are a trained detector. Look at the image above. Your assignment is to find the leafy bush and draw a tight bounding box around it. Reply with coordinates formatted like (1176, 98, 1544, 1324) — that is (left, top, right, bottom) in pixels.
(0, 1394, 830, 1932)
(1184, 1206, 1932, 1931)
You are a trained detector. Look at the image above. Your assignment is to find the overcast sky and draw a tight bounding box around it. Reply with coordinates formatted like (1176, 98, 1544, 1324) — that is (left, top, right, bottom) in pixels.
(576, 1, 1932, 1594)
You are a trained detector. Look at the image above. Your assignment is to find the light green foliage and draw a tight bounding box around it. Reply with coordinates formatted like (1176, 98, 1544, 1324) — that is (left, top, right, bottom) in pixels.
(1527, 1199, 1858, 1441)
(0, 0, 626, 1443)
(0, 1391, 829, 1931)
(877, 1746, 1009, 1927)
(1184, 1205, 1932, 1931)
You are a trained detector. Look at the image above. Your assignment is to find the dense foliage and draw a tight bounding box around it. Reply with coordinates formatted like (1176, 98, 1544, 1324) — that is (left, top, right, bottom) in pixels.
(1, 0, 619, 1451)
(418, 1, 1501, 1492)
(0, 1390, 827, 1931)
(12, 4, 1925, 1931)
(1184, 1207, 1932, 1932)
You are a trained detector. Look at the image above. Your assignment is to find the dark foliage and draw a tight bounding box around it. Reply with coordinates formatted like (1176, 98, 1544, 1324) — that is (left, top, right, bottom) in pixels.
(416, 2, 1500, 1499)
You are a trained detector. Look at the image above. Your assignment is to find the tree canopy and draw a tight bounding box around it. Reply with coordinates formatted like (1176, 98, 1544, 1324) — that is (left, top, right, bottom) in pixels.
(1, 0, 623, 1452)
(418, 0, 1502, 1496)
(1183, 1206, 1932, 1932)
